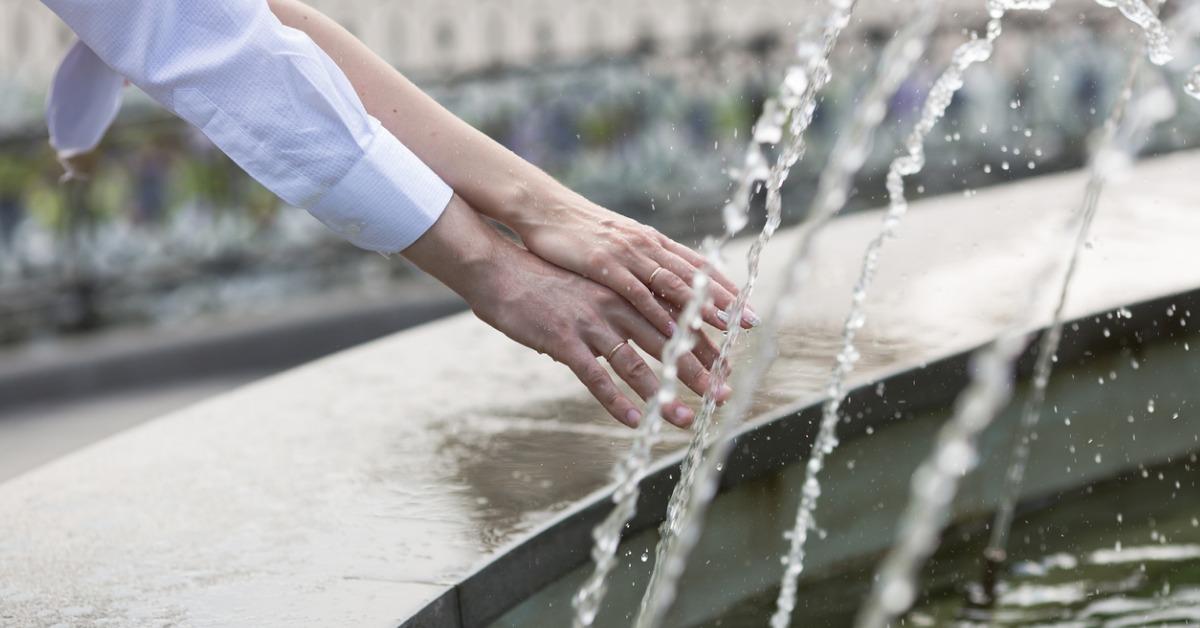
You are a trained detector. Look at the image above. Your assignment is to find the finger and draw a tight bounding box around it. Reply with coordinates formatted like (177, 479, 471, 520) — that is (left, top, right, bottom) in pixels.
(652, 249, 755, 329)
(622, 269, 678, 336)
(657, 295, 721, 371)
(600, 265, 677, 337)
(606, 340, 696, 428)
(562, 345, 643, 428)
(617, 310, 732, 405)
(660, 236, 741, 297)
(649, 267, 731, 332)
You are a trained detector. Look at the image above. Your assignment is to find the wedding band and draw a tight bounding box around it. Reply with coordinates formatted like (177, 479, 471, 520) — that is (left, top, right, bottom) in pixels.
(606, 340, 628, 361)
(648, 267, 667, 285)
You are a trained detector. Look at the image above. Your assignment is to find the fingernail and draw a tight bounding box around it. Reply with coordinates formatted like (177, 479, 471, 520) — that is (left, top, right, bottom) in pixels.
(718, 384, 733, 401)
(742, 310, 761, 327)
(667, 320, 677, 337)
(674, 406, 695, 425)
(625, 409, 642, 427)
(715, 309, 730, 324)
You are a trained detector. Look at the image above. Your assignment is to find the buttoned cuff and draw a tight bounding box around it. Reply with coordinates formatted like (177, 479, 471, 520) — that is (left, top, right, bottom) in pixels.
(309, 122, 452, 254)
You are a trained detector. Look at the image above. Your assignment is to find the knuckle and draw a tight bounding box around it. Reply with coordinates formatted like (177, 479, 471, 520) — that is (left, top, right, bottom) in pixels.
(628, 231, 654, 249)
(680, 355, 706, 380)
(594, 289, 624, 311)
(668, 275, 691, 295)
(582, 365, 610, 389)
(633, 286, 657, 308)
(585, 248, 610, 270)
(628, 359, 653, 381)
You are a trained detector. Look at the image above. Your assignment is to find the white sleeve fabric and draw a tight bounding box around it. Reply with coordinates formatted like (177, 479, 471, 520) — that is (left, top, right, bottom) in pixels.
(40, 0, 452, 253)
(46, 41, 124, 167)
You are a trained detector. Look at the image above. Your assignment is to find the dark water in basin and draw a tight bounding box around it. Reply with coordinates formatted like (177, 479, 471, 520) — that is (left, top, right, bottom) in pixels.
(703, 454, 1200, 627)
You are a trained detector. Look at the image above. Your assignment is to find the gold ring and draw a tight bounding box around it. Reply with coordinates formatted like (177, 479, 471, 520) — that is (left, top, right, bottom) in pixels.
(606, 340, 628, 361)
(648, 267, 667, 285)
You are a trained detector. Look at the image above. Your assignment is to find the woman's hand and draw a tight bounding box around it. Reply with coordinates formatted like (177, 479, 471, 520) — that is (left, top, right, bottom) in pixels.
(509, 188, 759, 337)
(404, 195, 730, 428)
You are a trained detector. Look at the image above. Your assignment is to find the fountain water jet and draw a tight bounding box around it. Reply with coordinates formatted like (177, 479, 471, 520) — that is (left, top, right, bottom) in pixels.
(576, 1, 1189, 625)
(631, 4, 943, 626)
(981, 0, 1190, 603)
(569, 250, 712, 628)
(640, 0, 857, 621)
(766, 2, 1057, 626)
(570, 3, 857, 623)
(854, 8, 1176, 628)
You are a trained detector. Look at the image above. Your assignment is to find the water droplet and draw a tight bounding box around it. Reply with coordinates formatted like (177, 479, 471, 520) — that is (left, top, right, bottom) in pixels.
(1186, 65, 1200, 101)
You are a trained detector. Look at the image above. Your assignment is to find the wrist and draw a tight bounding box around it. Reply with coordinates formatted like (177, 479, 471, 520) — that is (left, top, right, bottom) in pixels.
(484, 176, 578, 239)
(402, 194, 509, 300)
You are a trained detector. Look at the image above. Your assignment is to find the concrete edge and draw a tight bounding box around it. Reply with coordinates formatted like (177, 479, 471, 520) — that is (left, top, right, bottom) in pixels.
(398, 284, 1200, 628)
(0, 294, 466, 413)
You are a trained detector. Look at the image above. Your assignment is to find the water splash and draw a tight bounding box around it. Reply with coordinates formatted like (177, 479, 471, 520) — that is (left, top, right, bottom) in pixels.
(629, 5, 943, 627)
(569, 3, 853, 623)
(982, 5, 1181, 603)
(1095, 0, 1173, 65)
(853, 38, 1176, 628)
(766, 3, 1059, 625)
(1185, 65, 1200, 100)
(569, 247, 712, 628)
(638, 0, 857, 622)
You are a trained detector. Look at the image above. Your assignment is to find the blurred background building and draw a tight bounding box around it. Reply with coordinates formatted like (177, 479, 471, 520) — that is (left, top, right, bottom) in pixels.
(1, 0, 1199, 478)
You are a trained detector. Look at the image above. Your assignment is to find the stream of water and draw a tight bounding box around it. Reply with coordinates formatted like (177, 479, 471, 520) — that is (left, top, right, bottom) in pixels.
(570, 3, 854, 623)
(638, 1, 858, 623)
(631, 4, 943, 625)
(574, 1, 1195, 625)
(569, 246, 712, 628)
(767, 2, 1057, 626)
(984, 0, 1194, 600)
(854, 4, 1175, 626)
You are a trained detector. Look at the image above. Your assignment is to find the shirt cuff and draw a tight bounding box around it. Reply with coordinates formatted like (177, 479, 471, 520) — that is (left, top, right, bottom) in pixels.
(308, 122, 453, 254)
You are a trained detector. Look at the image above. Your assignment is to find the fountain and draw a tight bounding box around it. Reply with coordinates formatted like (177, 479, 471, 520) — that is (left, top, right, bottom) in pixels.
(571, 2, 858, 624)
(2, 2, 1200, 627)
(768, 2, 1055, 625)
(569, 0, 1197, 625)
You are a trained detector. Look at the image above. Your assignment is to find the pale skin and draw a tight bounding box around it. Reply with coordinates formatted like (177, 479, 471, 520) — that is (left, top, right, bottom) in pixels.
(268, 0, 758, 427)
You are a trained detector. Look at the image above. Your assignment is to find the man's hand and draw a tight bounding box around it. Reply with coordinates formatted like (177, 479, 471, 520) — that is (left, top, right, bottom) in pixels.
(403, 195, 730, 428)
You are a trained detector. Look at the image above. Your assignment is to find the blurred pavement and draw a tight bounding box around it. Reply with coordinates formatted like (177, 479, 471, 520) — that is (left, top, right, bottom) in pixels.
(0, 375, 256, 481)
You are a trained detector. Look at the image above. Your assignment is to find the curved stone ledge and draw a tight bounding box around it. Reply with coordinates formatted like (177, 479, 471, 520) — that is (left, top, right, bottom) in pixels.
(470, 285, 1200, 627)
(2, 151, 1200, 628)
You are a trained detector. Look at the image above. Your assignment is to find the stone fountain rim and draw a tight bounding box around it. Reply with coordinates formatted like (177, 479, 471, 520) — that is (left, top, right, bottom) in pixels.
(401, 283, 1200, 628)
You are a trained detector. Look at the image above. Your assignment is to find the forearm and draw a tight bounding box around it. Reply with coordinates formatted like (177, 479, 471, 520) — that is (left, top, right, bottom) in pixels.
(268, 0, 573, 234)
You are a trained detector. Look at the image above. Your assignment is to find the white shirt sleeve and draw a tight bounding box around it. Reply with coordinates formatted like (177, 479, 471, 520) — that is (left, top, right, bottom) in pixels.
(40, 0, 453, 253)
